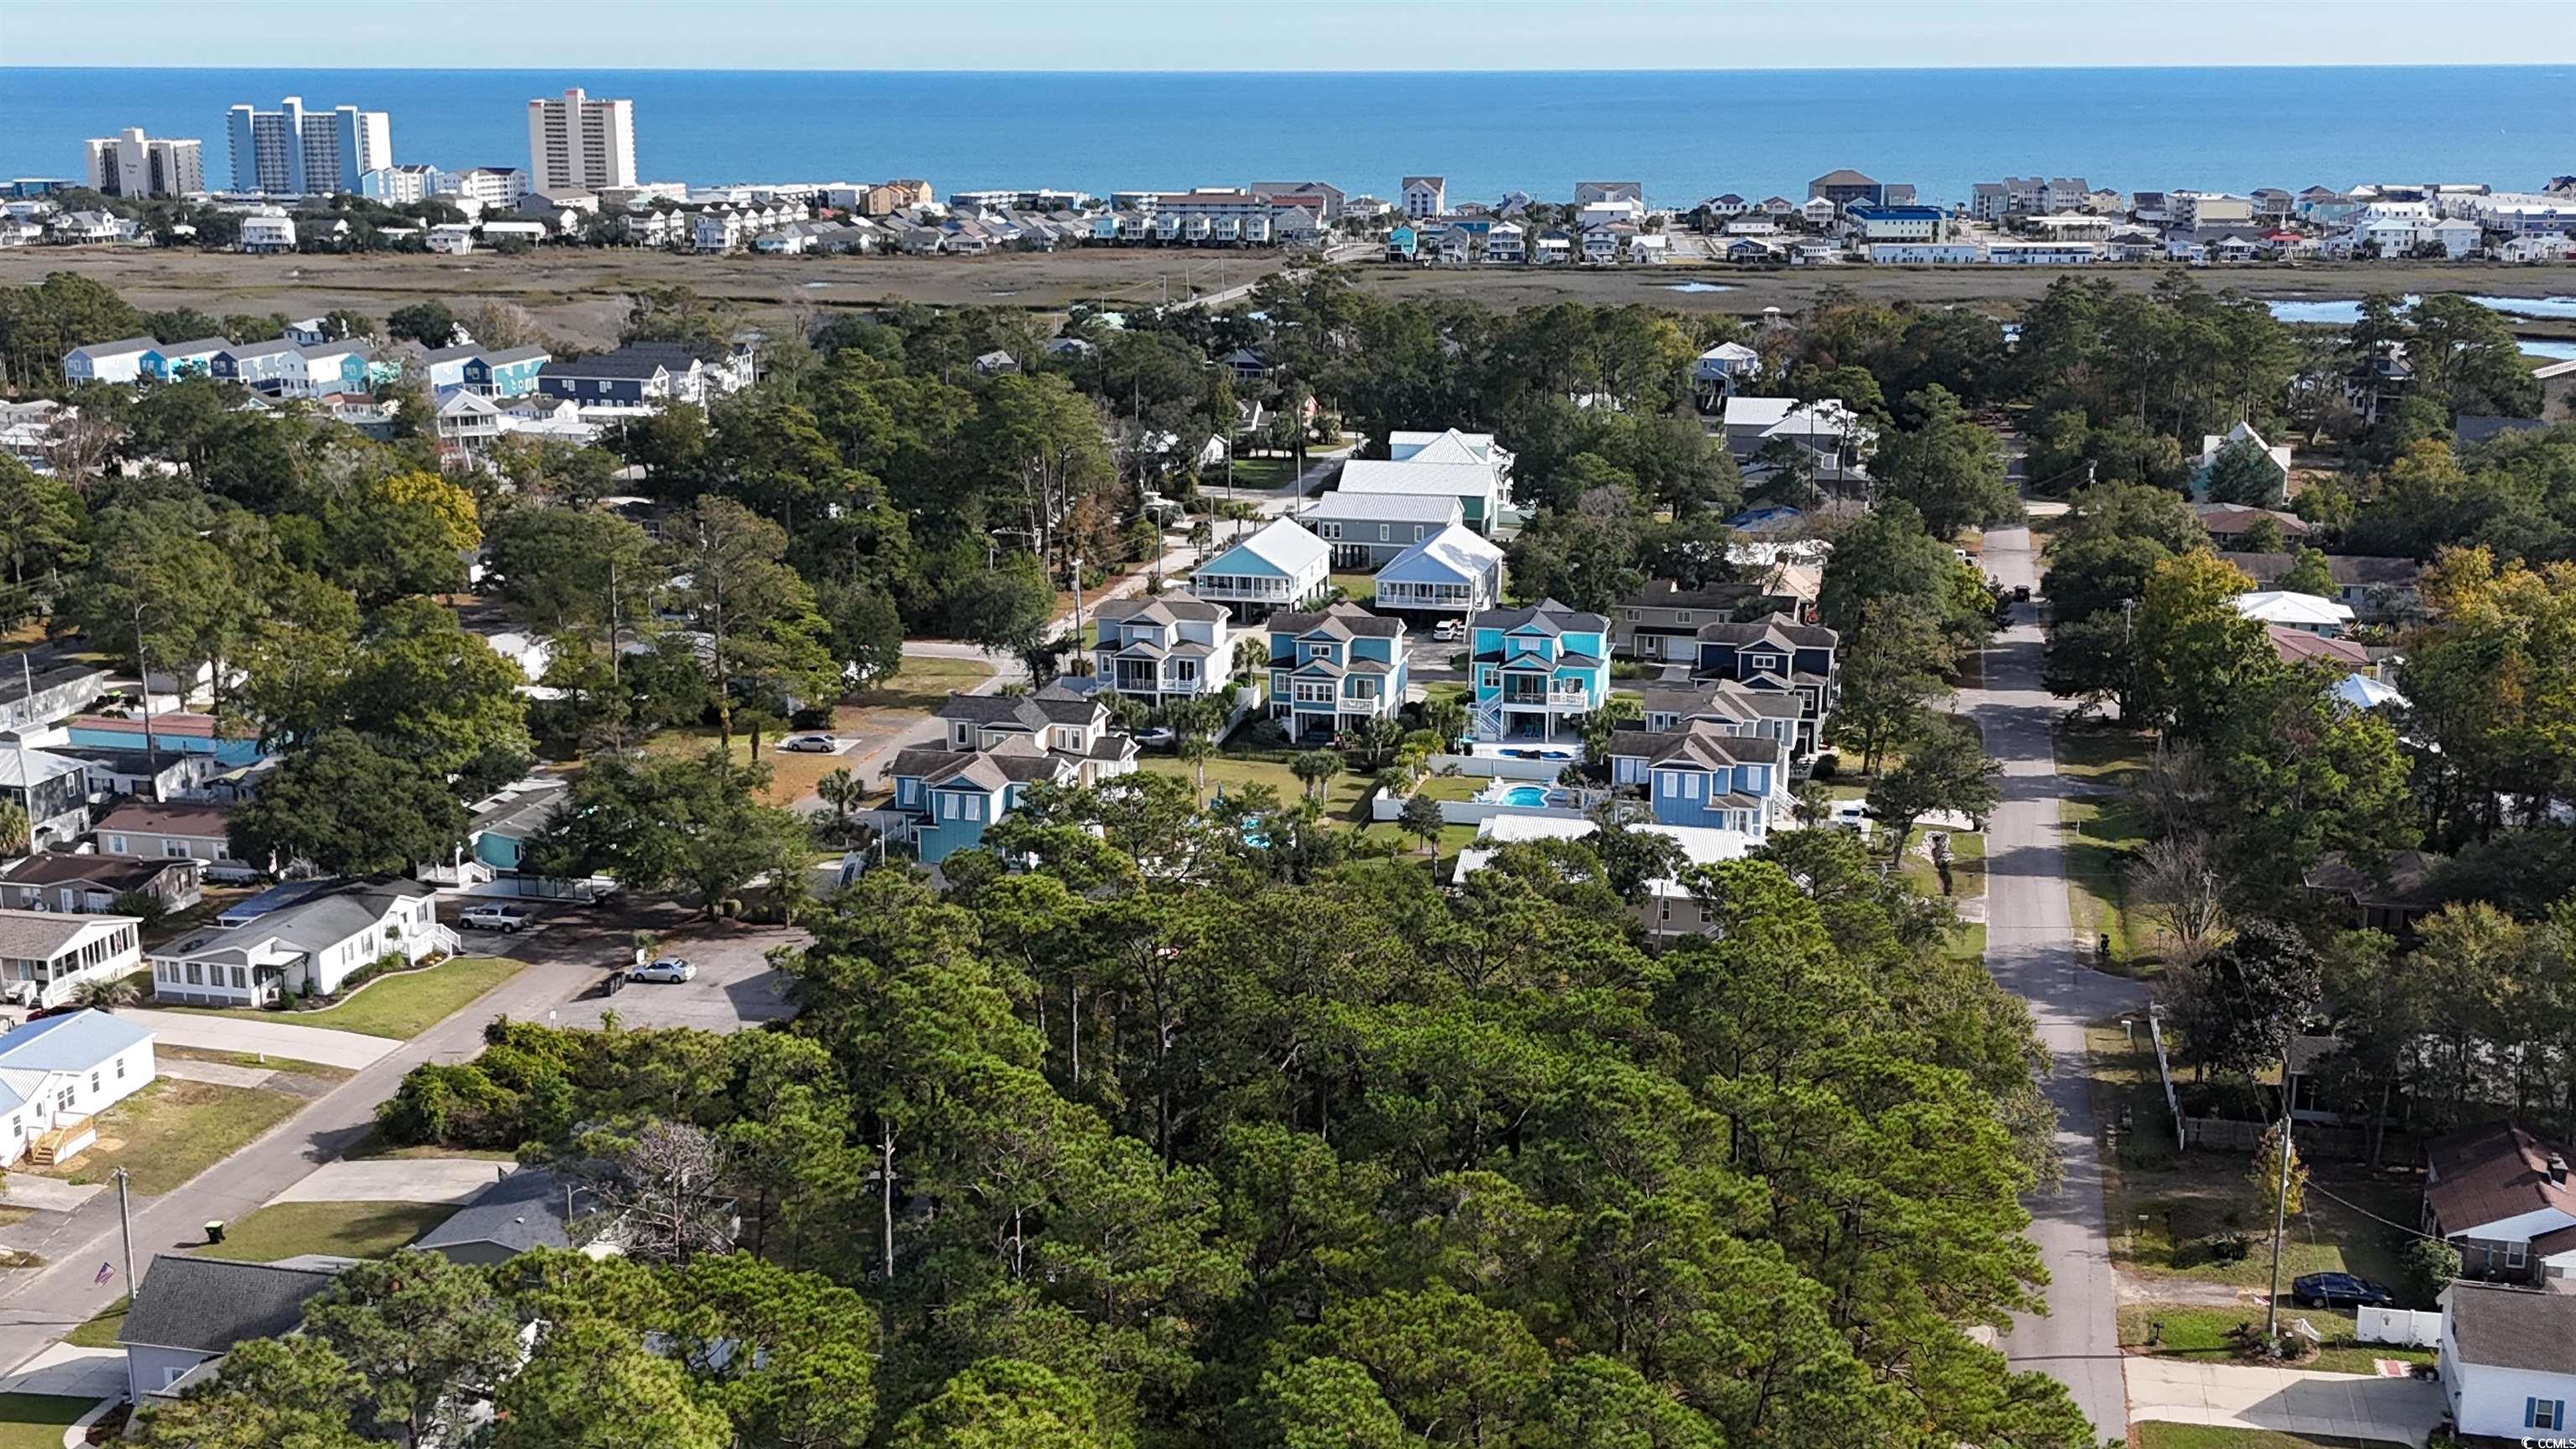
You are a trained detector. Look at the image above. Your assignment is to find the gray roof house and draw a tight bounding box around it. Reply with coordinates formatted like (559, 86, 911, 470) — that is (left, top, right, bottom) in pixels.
(119, 1254, 343, 1401)
(1299, 491, 1463, 569)
(148, 878, 444, 1008)
(414, 1166, 588, 1265)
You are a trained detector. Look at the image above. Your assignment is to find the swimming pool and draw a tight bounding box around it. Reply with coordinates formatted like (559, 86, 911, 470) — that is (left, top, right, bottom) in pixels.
(1501, 785, 1550, 808)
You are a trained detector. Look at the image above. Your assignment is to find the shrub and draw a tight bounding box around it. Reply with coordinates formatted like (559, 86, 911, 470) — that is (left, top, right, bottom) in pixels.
(2400, 1237, 2460, 1306)
(1810, 753, 1840, 781)
(2179, 1230, 2254, 1266)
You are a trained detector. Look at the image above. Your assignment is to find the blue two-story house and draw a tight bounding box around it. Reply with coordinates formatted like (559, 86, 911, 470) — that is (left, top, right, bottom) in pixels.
(887, 684, 1138, 863)
(1384, 225, 1417, 262)
(465, 345, 549, 397)
(1691, 613, 1840, 754)
(1467, 599, 1611, 743)
(1265, 603, 1408, 743)
(1634, 679, 1803, 752)
(1607, 723, 1789, 839)
(536, 345, 697, 409)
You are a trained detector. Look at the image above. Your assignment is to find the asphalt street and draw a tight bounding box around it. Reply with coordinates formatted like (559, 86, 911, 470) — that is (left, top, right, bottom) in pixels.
(1965, 520, 2150, 1441)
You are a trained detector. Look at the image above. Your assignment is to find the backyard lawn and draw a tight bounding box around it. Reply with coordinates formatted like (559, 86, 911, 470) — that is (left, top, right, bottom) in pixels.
(1328, 571, 1377, 601)
(2118, 1302, 2433, 1376)
(1140, 755, 1379, 822)
(0, 1393, 91, 1448)
(34, 1078, 304, 1196)
(849, 655, 997, 711)
(160, 955, 525, 1041)
(1902, 828, 1987, 899)
(195, 1199, 458, 1264)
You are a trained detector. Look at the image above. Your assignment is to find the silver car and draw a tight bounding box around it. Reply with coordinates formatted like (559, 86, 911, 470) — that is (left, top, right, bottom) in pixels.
(628, 957, 697, 984)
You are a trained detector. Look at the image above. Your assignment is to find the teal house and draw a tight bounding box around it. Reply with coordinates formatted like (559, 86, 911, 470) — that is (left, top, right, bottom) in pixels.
(1384, 225, 1417, 262)
(1265, 603, 1409, 743)
(889, 684, 1137, 863)
(1467, 599, 1611, 743)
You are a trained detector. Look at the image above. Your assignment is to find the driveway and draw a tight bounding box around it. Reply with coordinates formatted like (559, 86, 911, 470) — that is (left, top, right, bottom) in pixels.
(273, 1158, 512, 1206)
(2125, 1358, 2444, 1446)
(118, 1008, 398, 1072)
(1960, 522, 2151, 1442)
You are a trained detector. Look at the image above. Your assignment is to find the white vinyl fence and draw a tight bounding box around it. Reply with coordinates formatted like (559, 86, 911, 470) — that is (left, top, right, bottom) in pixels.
(2354, 1306, 2442, 1348)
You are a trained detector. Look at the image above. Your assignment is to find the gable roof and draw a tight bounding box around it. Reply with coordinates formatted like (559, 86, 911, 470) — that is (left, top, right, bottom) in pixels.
(1266, 602, 1406, 640)
(1094, 596, 1227, 627)
(413, 1167, 581, 1258)
(936, 684, 1099, 731)
(157, 879, 435, 963)
(72, 336, 161, 361)
(1379, 522, 1506, 584)
(1473, 598, 1607, 635)
(0, 1008, 151, 1072)
(1336, 458, 1501, 499)
(2192, 502, 2313, 538)
(2426, 1120, 2576, 1235)
(119, 1254, 340, 1353)
(2265, 626, 2371, 669)
(1695, 611, 1838, 650)
(2233, 590, 2355, 627)
(0, 908, 137, 962)
(544, 347, 676, 381)
(1201, 518, 1327, 578)
(95, 799, 232, 838)
(2445, 1280, 2576, 1374)
(0, 852, 192, 893)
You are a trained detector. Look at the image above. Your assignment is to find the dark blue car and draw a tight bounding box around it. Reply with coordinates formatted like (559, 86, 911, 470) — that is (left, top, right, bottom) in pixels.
(2291, 1271, 2396, 1309)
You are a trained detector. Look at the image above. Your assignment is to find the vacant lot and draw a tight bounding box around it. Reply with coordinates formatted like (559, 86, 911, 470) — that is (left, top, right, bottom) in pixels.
(199, 1199, 457, 1264)
(2118, 1301, 2433, 1376)
(33, 1078, 304, 1196)
(2132, 1427, 2407, 1449)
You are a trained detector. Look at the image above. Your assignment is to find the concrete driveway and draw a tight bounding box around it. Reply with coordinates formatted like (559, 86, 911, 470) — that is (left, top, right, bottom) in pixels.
(273, 1158, 513, 1206)
(2125, 1357, 2444, 1446)
(118, 1008, 398, 1071)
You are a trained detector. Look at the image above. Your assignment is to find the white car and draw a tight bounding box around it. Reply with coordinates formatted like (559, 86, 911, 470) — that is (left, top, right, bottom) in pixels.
(1432, 620, 1462, 642)
(779, 734, 838, 754)
(629, 957, 696, 984)
(459, 904, 531, 933)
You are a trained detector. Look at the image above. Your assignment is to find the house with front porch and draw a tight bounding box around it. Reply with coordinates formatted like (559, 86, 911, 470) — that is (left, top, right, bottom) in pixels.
(2421, 1120, 2576, 1286)
(0, 853, 201, 917)
(0, 910, 144, 1010)
(1613, 580, 1803, 663)
(1337, 434, 1510, 535)
(1188, 518, 1331, 619)
(1690, 613, 1839, 753)
(1634, 678, 1803, 752)
(1265, 604, 1408, 743)
(887, 684, 1135, 864)
(1300, 491, 1462, 569)
(1091, 598, 1235, 710)
(147, 877, 447, 1007)
(1467, 600, 1611, 743)
(1606, 722, 1792, 839)
(1374, 523, 1505, 616)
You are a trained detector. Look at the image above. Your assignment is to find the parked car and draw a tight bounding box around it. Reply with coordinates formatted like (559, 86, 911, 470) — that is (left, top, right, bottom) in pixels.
(1432, 620, 1462, 642)
(779, 734, 837, 753)
(2290, 1272, 2396, 1309)
(2011, 584, 2032, 602)
(460, 904, 531, 933)
(629, 957, 697, 984)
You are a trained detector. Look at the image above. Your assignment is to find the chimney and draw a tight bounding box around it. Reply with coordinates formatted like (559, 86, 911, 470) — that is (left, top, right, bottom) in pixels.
(2550, 1151, 2569, 1187)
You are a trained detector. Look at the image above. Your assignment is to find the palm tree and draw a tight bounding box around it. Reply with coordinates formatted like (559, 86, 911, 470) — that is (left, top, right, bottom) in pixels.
(1170, 696, 1227, 807)
(1291, 750, 1341, 802)
(1422, 694, 1468, 749)
(72, 974, 140, 1012)
(816, 767, 863, 838)
(1353, 717, 1405, 771)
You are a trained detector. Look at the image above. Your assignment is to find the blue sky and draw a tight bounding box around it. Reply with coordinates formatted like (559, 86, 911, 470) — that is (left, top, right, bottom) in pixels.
(6, 0, 2572, 70)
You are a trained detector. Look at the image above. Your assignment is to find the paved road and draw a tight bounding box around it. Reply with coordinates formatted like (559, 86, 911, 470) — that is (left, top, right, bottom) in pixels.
(1961, 522, 2149, 1443)
(0, 907, 803, 1378)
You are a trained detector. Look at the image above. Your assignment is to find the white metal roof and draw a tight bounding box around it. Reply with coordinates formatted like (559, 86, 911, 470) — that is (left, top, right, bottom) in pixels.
(2233, 590, 2355, 627)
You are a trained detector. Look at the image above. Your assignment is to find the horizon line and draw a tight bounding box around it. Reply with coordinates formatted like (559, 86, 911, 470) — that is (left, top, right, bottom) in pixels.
(6, 60, 2573, 75)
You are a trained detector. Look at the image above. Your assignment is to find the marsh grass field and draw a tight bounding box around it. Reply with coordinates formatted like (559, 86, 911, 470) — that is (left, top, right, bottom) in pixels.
(5, 246, 2570, 347)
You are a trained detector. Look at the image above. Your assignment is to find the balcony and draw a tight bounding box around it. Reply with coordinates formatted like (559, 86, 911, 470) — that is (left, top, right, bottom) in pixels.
(1498, 685, 1593, 709)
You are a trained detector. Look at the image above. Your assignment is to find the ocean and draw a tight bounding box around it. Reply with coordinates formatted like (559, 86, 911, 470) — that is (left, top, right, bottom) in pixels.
(4, 65, 2572, 205)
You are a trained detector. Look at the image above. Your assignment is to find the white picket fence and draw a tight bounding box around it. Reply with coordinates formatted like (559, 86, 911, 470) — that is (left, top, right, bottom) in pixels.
(2354, 1306, 2442, 1348)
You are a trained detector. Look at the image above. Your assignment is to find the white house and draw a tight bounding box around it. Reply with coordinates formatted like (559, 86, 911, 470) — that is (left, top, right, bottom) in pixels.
(1400, 175, 1446, 219)
(1693, 341, 1762, 392)
(1455, 814, 1757, 938)
(1188, 518, 1332, 617)
(0, 1010, 156, 1166)
(2192, 420, 2293, 501)
(426, 223, 475, 254)
(0, 911, 144, 1010)
(239, 213, 297, 253)
(2232, 589, 2354, 637)
(63, 337, 162, 386)
(2437, 1281, 2574, 1440)
(1374, 522, 1507, 616)
(148, 878, 448, 1007)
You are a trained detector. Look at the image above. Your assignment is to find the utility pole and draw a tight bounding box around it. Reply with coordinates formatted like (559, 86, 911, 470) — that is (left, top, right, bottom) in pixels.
(112, 1166, 135, 1306)
(1071, 555, 1085, 678)
(11, 652, 35, 841)
(2262, 1030, 2297, 1342)
(132, 602, 161, 800)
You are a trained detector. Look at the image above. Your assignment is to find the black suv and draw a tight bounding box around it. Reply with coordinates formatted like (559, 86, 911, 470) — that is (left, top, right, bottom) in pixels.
(2290, 1271, 2396, 1309)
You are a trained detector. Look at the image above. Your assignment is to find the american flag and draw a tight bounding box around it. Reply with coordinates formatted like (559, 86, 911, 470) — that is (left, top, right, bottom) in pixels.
(92, 1262, 113, 1286)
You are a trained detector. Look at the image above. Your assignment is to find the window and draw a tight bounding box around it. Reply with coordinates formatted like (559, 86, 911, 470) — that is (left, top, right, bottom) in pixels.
(1413, 527, 1426, 541)
(89, 1072, 100, 1094)
(184, 962, 204, 985)
(2531, 1400, 2567, 1432)
(106, 835, 127, 854)
(1678, 611, 1691, 623)
(963, 797, 982, 822)
(56, 1088, 73, 1113)
(2506, 1240, 2527, 1269)
(116, 1055, 127, 1079)
(228, 967, 246, 989)
(1377, 525, 1391, 543)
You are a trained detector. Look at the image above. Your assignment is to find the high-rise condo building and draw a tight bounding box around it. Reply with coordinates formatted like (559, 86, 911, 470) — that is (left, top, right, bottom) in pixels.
(226, 97, 392, 195)
(527, 88, 636, 194)
(84, 128, 205, 197)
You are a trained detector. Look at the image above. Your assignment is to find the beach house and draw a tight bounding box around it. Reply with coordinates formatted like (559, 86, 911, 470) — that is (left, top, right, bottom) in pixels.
(1467, 600, 1611, 743)
(888, 683, 1137, 864)
(1606, 722, 1792, 839)
(1336, 428, 1514, 535)
(1265, 604, 1410, 743)
(1187, 518, 1331, 618)
(1300, 491, 1462, 569)
(1374, 522, 1506, 616)
(1091, 597, 1236, 710)
(1691, 613, 1841, 753)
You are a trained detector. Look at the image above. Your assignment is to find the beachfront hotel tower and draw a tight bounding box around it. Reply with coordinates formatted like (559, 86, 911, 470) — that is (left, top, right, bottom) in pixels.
(527, 87, 636, 194)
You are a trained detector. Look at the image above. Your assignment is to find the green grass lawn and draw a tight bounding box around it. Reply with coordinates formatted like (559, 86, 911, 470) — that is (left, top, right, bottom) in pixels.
(1328, 571, 1378, 601)
(160, 955, 526, 1041)
(1219, 455, 1300, 491)
(849, 655, 997, 711)
(1948, 922, 1987, 963)
(2133, 1426, 2408, 1449)
(1901, 829, 1987, 899)
(2063, 793, 2153, 974)
(197, 1200, 459, 1264)
(34, 1079, 304, 1197)
(1352, 820, 1481, 866)
(0, 1392, 92, 1447)
(1415, 773, 1483, 803)
(1140, 756, 1379, 823)
(2118, 1302, 2433, 1377)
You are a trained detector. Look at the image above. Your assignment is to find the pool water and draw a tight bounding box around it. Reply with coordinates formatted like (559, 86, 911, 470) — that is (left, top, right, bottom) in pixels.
(1502, 786, 1550, 807)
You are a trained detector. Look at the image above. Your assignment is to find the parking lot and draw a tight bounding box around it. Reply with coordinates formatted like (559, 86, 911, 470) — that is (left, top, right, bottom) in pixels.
(439, 896, 804, 1033)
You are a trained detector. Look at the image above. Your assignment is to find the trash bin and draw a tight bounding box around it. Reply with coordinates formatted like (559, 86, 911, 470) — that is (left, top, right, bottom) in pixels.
(205, 1221, 226, 1244)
